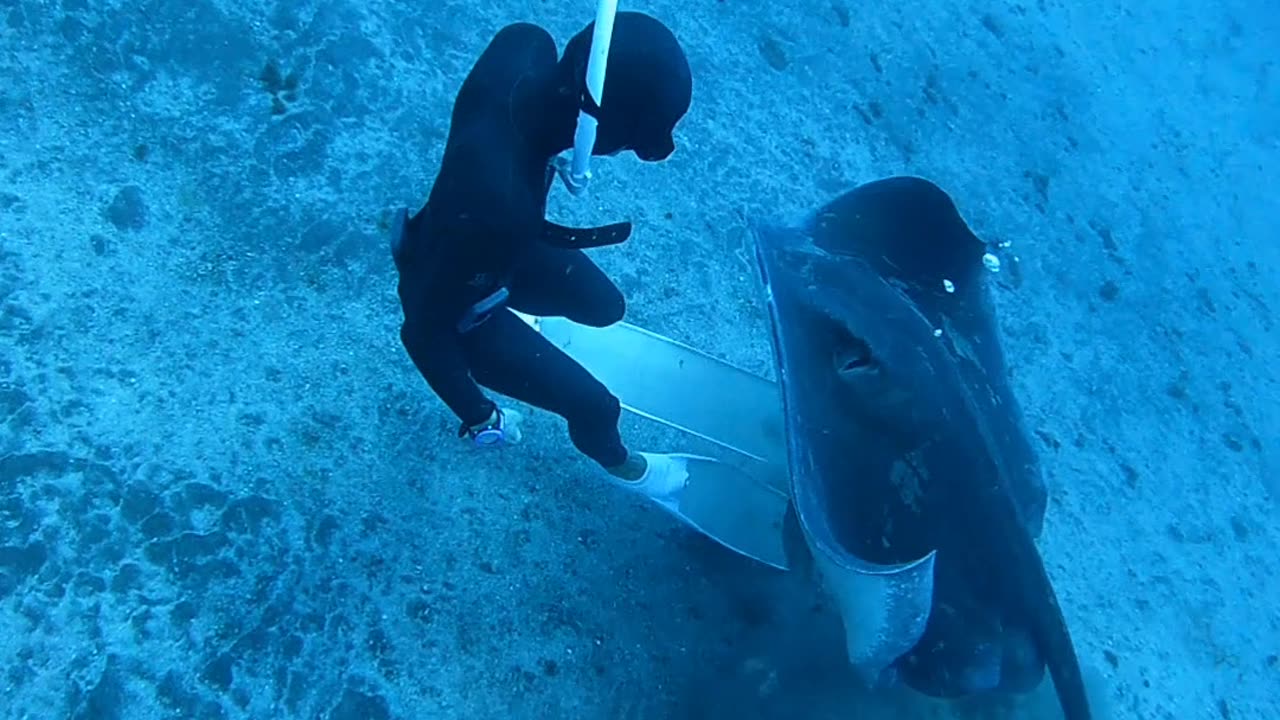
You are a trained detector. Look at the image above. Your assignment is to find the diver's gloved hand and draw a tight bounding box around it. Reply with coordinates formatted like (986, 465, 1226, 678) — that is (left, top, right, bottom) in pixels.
(551, 154, 590, 196)
(458, 406, 523, 447)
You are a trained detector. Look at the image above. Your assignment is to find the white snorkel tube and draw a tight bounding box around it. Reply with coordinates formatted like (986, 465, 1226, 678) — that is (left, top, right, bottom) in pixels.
(556, 0, 619, 196)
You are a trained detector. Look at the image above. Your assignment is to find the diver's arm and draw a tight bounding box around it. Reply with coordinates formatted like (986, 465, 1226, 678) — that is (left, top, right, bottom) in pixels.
(399, 319, 495, 428)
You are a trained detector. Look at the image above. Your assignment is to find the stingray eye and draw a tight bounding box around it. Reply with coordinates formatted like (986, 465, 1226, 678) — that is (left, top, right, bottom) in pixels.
(834, 336, 877, 375)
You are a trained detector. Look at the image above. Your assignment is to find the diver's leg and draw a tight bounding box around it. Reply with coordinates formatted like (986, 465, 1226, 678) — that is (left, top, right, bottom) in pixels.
(506, 246, 624, 327)
(502, 245, 656, 479)
(460, 308, 629, 468)
(500, 246, 686, 490)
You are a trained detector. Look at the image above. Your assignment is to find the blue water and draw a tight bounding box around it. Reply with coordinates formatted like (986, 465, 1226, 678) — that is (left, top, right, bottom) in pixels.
(0, 1, 1276, 718)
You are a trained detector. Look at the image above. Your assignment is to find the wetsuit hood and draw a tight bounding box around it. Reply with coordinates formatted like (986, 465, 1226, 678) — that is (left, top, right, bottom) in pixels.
(559, 11, 692, 160)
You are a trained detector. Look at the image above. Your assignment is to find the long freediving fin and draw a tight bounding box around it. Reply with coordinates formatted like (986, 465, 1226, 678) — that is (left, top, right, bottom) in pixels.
(515, 311, 786, 474)
(631, 453, 790, 570)
(514, 311, 791, 569)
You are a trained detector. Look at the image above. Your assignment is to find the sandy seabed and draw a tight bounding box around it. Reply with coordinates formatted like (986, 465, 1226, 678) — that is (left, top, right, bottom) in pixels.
(0, 0, 1276, 718)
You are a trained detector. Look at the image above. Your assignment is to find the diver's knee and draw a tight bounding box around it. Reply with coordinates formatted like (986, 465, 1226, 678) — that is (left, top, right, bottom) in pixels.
(398, 321, 420, 352)
(578, 388, 621, 423)
(575, 286, 625, 328)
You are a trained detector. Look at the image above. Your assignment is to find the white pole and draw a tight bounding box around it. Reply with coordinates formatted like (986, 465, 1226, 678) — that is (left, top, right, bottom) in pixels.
(564, 0, 619, 194)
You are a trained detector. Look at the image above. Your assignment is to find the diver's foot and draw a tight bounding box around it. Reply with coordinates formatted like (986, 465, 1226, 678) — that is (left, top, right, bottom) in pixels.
(607, 452, 689, 501)
(606, 452, 648, 481)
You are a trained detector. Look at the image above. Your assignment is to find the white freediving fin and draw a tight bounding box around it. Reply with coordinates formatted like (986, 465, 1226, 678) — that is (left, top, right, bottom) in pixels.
(513, 311, 791, 569)
(514, 311, 787, 474)
(621, 453, 791, 571)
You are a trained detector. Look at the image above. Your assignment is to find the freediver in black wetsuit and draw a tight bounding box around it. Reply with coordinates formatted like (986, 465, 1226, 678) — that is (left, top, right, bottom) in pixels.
(390, 12, 693, 493)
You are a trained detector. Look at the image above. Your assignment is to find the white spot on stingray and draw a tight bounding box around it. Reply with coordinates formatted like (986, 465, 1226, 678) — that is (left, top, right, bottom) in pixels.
(983, 253, 1002, 272)
(932, 328, 943, 338)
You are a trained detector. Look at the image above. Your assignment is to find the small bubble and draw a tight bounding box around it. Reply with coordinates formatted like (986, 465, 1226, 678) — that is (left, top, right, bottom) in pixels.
(942, 279, 955, 293)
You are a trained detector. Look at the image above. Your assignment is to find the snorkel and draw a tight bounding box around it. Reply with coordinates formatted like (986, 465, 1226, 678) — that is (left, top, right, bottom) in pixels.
(556, 0, 619, 195)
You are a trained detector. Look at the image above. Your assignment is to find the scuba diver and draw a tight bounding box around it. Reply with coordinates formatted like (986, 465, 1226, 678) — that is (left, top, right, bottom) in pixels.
(390, 12, 694, 497)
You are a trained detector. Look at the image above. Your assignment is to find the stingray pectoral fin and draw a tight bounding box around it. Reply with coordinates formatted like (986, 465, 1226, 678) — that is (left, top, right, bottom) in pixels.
(810, 544, 936, 686)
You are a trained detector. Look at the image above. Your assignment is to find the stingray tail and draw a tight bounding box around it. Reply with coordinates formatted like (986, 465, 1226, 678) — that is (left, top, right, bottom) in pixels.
(1014, 531, 1092, 720)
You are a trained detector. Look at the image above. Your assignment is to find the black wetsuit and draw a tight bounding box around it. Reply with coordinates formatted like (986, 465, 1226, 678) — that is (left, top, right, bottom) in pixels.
(392, 16, 691, 468)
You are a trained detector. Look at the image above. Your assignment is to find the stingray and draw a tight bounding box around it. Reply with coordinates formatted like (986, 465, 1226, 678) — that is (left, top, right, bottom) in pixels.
(754, 176, 1090, 719)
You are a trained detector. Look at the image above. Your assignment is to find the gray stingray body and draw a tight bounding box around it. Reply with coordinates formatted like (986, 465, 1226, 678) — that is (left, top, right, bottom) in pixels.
(754, 177, 1089, 719)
